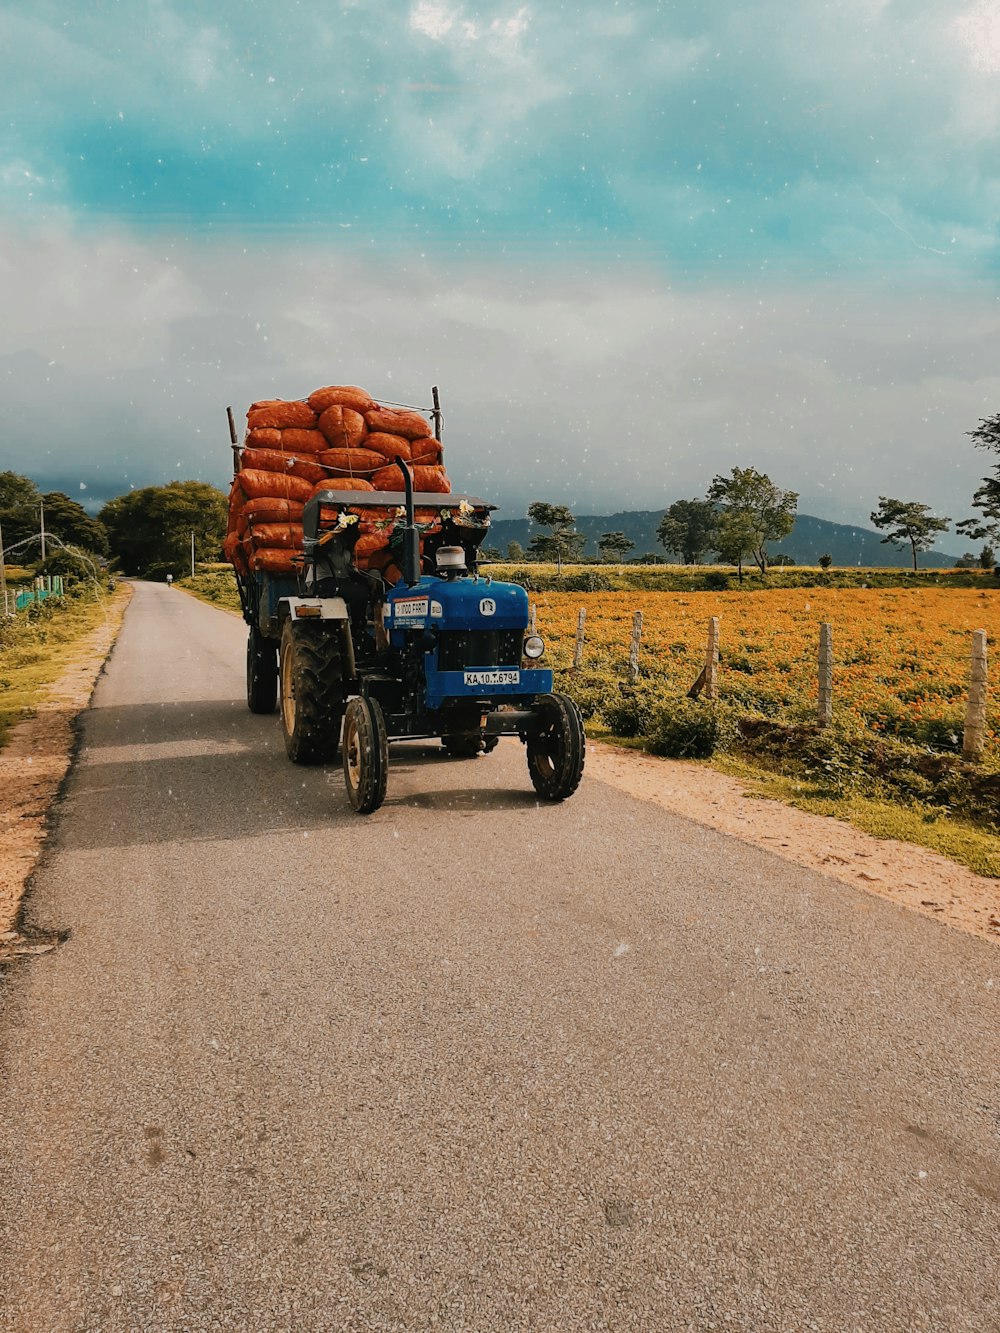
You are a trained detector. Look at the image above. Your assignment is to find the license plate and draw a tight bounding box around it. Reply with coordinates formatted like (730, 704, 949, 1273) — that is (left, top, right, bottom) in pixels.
(463, 669, 520, 686)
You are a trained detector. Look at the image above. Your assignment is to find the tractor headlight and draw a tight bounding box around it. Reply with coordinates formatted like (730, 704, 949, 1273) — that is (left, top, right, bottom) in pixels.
(523, 634, 545, 660)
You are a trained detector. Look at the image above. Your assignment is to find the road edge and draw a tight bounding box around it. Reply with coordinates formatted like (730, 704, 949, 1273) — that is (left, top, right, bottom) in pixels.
(0, 584, 133, 960)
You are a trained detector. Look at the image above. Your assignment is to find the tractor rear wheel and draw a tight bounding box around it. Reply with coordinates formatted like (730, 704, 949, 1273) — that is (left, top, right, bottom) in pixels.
(343, 696, 388, 814)
(247, 629, 278, 714)
(279, 620, 345, 764)
(526, 692, 585, 801)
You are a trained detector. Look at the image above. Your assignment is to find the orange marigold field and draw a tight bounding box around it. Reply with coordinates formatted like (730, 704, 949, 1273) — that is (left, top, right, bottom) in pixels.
(534, 587, 1000, 752)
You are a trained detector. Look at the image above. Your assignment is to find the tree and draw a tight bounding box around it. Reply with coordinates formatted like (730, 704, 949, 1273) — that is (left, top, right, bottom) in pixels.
(956, 414, 1000, 544)
(0, 474, 109, 561)
(597, 531, 634, 562)
(706, 467, 798, 575)
(869, 497, 950, 571)
(656, 498, 718, 564)
(526, 502, 585, 572)
(39, 492, 109, 557)
(0, 470, 42, 555)
(506, 540, 524, 561)
(714, 509, 759, 582)
(818, 554, 833, 569)
(100, 481, 228, 576)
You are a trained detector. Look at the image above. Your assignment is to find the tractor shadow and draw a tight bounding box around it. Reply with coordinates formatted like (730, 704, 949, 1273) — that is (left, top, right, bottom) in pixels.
(385, 741, 543, 811)
(54, 698, 355, 851)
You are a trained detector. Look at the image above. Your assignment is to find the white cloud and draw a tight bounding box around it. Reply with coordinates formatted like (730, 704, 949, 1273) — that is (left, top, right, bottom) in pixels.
(1, 218, 995, 546)
(410, 2, 457, 40)
(953, 2, 1000, 72)
(410, 2, 530, 44)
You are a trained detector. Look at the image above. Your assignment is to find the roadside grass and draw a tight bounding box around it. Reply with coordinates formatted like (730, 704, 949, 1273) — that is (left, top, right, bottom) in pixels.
(178, 567, 241, 614)
(0, 584, 118, 749)
(714, 754, 1000, 879)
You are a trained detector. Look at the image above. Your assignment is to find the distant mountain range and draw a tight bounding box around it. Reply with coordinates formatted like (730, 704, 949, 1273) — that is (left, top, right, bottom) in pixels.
(485, 510, 957, 568)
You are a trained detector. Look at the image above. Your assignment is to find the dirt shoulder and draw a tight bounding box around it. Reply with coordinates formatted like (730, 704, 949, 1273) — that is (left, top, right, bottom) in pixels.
(586, 741, 1000, 947)
(0, 585, 131, 956)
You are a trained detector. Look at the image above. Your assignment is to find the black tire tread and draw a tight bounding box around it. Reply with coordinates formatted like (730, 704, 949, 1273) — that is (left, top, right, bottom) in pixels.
(526, 692, 585, 801)
(281, 622, 345, 764)
(343, 697, 388, 813)
(247, 629, 278, 714)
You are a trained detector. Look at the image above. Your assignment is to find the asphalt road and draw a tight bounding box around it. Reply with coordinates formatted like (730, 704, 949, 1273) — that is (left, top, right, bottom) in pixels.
(1, 580, 997, 1333)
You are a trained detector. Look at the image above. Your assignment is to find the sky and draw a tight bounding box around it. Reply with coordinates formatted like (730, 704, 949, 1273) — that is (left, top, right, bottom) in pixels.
(3, 0, 1000, 552)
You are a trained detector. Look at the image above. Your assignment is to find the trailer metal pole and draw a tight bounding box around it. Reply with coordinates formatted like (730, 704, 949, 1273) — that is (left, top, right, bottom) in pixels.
(431, 386, 443, 443)
(227, 406, 242, 473)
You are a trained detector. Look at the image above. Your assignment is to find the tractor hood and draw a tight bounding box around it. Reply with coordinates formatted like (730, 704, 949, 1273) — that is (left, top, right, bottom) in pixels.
(384, 575, 528, 635)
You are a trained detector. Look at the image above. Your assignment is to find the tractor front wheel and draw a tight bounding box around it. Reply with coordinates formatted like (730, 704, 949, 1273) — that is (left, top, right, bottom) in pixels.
(247, 629, 278, 714)
(343, 696, 388, 814)
(279, 620, 345, 764)
(526, 693, 585, 801)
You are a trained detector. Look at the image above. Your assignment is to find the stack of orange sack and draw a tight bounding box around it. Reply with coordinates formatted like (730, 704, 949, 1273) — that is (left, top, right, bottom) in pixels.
(223, 384, 451, 578)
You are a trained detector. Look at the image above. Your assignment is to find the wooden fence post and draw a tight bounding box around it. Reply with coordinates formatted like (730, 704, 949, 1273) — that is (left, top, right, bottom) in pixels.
(687, 616, 720, 699)
(818, 623, 833, 727)
(529, 603, 536, 634)
(704, 616, 719, 700)
(573, 607, 586, 669)
(628, 610, 643, 683)
(963, 629, 988, 760)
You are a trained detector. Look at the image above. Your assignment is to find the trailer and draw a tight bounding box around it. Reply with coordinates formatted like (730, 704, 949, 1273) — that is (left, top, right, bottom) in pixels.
(227, 392, 584, 812)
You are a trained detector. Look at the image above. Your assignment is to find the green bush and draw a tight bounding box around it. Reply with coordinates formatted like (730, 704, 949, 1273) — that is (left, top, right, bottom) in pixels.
(646, 699, 726, 759)
(602, 686, 658, 737)
(703, 571, 730, 591)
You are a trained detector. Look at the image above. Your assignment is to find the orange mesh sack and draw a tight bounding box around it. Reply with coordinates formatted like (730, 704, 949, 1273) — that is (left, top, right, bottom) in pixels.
(316, 448, 386, 477)
(240, 449, 326, 486)
(245, 427, 284, 450)
(224, 532, 249, 574)
(372, 463, 450, 492)
(279, 428, 327, 455)
(365, 433, 412, 462)
(237, 510, 250, 538)
(307, 385, 376, 414)
(225, 479, 244, 537)
(364, 407, 431, 440)
(354, 532, 390, 564)
(247, 401, 317, 431)
(243, 498, 305, 523)
(236, 470, 314, 504)
(409, 437, 443, 466)
(410, 465, 450, 494)
(318, 405, 367, 450)
(249, 548, 299, 575)
(309, 477, 374, 496)
(246, 523, 304, 550)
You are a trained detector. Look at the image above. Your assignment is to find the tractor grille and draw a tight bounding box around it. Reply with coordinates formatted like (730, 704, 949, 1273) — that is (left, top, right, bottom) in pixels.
(437, 629, 522, 670)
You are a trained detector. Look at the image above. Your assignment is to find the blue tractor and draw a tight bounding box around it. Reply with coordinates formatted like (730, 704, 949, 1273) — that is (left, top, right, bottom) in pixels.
(236, 460, 585, 813)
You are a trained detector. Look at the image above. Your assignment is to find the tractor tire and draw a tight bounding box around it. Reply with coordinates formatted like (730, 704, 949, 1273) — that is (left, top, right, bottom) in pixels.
(246, 629, 278, 714)
(279, 619, 345, 764)
(343, 696, 388, 814)
(526, 692, 585, 801)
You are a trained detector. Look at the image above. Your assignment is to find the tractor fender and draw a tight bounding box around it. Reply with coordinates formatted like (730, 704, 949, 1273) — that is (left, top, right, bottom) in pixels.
(277, 596, 349, 623)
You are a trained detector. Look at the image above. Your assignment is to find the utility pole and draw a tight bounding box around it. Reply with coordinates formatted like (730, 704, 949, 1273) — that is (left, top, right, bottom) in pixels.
(39, 497, 46, 562)
(191, 529, 196, 578)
